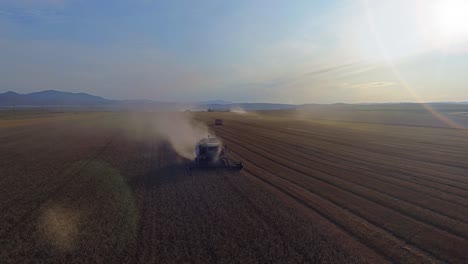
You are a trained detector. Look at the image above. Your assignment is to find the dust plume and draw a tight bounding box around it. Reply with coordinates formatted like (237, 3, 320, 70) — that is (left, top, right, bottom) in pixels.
(151, 113, 213, 160)
(122, 112, 218, 160)
(230, 106, 247, 114)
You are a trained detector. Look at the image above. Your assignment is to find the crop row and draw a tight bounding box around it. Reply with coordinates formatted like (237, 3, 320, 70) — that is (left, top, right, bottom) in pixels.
(213, 118, 468, 263)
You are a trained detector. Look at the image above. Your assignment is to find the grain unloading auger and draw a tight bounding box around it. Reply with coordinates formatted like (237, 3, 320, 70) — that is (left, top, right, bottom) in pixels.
(187, 137, 243, 171)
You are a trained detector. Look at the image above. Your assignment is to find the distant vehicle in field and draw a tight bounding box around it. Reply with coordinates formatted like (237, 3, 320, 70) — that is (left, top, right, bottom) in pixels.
(207, 108, 230, 112)
(187, 137, 243, 171)
(215, 119, 223, 126)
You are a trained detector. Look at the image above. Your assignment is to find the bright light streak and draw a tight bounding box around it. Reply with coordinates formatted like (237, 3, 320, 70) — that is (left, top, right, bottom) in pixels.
(432, 0, 468, 41)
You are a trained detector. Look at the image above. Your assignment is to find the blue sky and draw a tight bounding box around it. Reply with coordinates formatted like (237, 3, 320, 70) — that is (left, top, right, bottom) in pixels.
(0, 0, 467, 103)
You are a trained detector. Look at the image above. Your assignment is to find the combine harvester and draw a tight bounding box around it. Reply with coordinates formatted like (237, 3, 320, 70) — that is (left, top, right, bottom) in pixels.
(214, 119, 223, 126)
(187, 137, 243, 171)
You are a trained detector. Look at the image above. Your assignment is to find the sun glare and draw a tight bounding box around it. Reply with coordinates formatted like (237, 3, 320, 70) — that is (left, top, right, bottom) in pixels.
(432, 0, 468, 40)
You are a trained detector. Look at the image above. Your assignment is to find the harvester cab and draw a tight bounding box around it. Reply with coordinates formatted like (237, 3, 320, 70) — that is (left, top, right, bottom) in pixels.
(188, 137, 243, 171)
(195, 137, 222, 163)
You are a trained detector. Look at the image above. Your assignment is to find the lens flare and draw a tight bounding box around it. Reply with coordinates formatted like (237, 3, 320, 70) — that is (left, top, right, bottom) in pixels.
(432, 0, 468, 40)
(362, 0, 463, 129)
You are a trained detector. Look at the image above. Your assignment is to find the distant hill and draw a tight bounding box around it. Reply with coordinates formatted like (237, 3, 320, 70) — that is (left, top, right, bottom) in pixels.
(0, 90, 109, 106)
(0, 90, 297, 111)
(2, 90, 465, 111)
(199, 100, 232, 105)
(200, 103, 296, 111)
(299, 102, 468, 113)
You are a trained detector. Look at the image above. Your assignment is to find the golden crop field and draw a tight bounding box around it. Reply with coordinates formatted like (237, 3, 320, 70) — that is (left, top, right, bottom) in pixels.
(1, 111, 467, 263)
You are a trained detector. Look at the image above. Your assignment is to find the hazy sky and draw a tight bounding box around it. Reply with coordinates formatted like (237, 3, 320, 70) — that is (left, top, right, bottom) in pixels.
(0, 0, 467, 103)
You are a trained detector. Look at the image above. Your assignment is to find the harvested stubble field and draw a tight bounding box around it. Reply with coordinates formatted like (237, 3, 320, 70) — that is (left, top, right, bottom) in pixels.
(1, 111, 467, 263)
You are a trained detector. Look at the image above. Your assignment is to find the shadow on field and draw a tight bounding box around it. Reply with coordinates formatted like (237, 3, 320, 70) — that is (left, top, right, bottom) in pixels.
(131, 161, 239, 190)
(143, 164, 191, 188)
(129, 139, 241, 191)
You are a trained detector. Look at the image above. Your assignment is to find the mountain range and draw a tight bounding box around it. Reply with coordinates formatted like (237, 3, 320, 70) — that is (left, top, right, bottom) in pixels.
(0, 90, 109, 106)
(1, 90, 468, 112)
(0, 90, 296, 111)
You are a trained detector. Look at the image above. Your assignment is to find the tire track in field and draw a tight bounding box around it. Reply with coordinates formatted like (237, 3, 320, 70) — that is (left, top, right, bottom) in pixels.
(221, 172, 390, 263)
(133, 148, 377, 263)
(249, 118, 468, 168)
(219, 127, 468, 221)
(289, 116, 468, 144)
(222, 123, 468, 195)
(218, 135, 467, 263)
(218, 127, 468, 228)
(302, 116, 468, 133)
(284, 124, 468, 159)
(228, 121, 468, 187)
(232, 155, 439, 264)
(229, 119, 468, 181)
(222, 124, 468, 201)
(222, 129, 468, 241)
(246, 121, 468, 183)
(219, 127, 468, 241)
(221, 125, 468, 207)
(186, 169, 365, 263)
